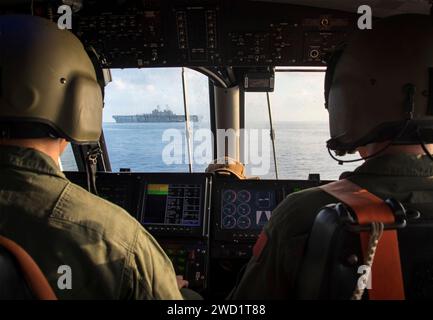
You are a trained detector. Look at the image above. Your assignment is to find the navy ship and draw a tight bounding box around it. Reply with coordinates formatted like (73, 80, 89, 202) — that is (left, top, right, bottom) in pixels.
(113, 108, 199, 123)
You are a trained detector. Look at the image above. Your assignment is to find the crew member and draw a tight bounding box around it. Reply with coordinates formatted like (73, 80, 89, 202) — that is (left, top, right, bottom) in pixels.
(230, 14, 433, 299)
(0, 15, 185, 299)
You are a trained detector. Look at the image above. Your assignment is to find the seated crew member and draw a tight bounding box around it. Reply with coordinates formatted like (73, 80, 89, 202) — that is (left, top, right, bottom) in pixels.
(229, 14, 433, 299)
(0, 15, 186, 299)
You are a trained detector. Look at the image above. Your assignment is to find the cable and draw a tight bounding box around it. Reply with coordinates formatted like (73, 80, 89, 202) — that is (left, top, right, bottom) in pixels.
(181, 67, 193, 173)
(266, 92, 279, 179)
(420, 141, 433, 161)
(328, 121, 410, 165)
(417, 129, 433, 161)
(327, 142, 393, 165)
(189, 67, 229, 89)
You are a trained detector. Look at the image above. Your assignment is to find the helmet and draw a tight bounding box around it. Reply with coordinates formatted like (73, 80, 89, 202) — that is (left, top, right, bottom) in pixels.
(0, 15, 103, 143)
(325, 14, 433, 155)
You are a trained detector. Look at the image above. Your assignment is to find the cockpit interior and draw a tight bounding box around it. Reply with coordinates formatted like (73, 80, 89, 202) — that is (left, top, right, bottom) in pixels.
(1, 0, 432, 303)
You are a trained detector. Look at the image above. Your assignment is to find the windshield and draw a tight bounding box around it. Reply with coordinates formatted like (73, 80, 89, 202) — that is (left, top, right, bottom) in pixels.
(103, 68, 212, 173)
(61, 68, 360, 179)
(244, 70, 359, 180)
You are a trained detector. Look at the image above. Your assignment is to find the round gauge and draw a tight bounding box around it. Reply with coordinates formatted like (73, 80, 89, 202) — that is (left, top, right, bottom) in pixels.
(223, 204, 237, 216)
(223, 190, 237, 203)
(222, 216, 237, 229)
(237, 216, 251, 230)
(237, 203, 251, 216)
(237, 190, 251, 203)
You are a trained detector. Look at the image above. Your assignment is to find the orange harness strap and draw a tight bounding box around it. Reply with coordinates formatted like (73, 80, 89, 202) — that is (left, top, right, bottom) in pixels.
(320, 180, 405, 300)
(0, 236, 57, 300)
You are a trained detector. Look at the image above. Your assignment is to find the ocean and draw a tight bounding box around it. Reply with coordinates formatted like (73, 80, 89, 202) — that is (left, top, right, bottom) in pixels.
(61, 121, 360, 181)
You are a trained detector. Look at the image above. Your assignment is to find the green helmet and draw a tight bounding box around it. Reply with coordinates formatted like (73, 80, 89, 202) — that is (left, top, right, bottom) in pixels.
(325, 14, 433, 156)
(0, 15, 103, 143)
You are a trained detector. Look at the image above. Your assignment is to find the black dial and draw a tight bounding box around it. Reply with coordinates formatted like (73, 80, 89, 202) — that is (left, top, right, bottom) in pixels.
(222, 216, 237, 229)
(237, 190, 251, 203)
(237, 203, 251, 216)
(237, 216, 251, 229)
(223, 190, 237, 203)
(223, 204, 236, 216)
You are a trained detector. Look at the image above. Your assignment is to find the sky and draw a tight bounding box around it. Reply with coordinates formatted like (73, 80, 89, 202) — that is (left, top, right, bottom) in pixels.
(103, 68, 329, 124)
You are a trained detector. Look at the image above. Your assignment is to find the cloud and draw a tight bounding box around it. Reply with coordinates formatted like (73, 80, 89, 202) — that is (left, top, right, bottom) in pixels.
(111, 79, 127, 90)
(103, 68, 211, 122)
(145, 84, 156, 92)
(103, 68, 328, 124)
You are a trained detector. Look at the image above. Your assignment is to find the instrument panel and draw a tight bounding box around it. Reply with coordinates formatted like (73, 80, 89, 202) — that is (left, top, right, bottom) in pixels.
(221, 189, 276, 231)
(66, 172, 211, 293)
(64, 171, 323, 295)
(64, 172, 320, 243)
(214, 181, 282, 241)
(66, 172, 211, 237)
(2, 0, 358, 68)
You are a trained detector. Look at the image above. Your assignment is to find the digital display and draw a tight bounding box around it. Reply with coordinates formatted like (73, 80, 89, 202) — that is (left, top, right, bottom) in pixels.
(221, 189, 277, 230)
(142, 183, 202, 227)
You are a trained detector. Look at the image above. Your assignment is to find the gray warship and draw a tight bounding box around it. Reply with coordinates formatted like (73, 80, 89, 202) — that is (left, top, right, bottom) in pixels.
(113, 107, 199, 123)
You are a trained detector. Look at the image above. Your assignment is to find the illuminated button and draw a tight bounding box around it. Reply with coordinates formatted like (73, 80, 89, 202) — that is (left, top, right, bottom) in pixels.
(320, 18, 330, 27)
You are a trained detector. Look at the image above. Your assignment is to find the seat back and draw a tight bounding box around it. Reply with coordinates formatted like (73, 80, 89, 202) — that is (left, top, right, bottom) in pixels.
(0, 236, 57, 300)
(0, 246, 33, 299)
(297, 202, 433, 299)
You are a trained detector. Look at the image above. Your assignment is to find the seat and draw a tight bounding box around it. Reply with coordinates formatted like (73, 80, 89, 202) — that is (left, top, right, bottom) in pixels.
(297, 201, 433, 299)
(0, 246, 33, 299)
(0, 236, 57, 300)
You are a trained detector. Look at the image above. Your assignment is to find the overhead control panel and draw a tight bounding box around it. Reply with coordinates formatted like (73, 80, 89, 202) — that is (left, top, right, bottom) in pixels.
(75, 10, 165, 68)
(174, 5, 221, 65)
(3, 0, 358, 68)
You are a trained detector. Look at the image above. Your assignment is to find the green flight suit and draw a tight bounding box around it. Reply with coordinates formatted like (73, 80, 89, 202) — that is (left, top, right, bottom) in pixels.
(230, 154, 433, 299)
(0, 145, 183, 300)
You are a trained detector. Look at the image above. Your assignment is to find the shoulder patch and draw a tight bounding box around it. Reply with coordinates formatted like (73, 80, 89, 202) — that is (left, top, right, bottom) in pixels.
(253, 231, 268, 258)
